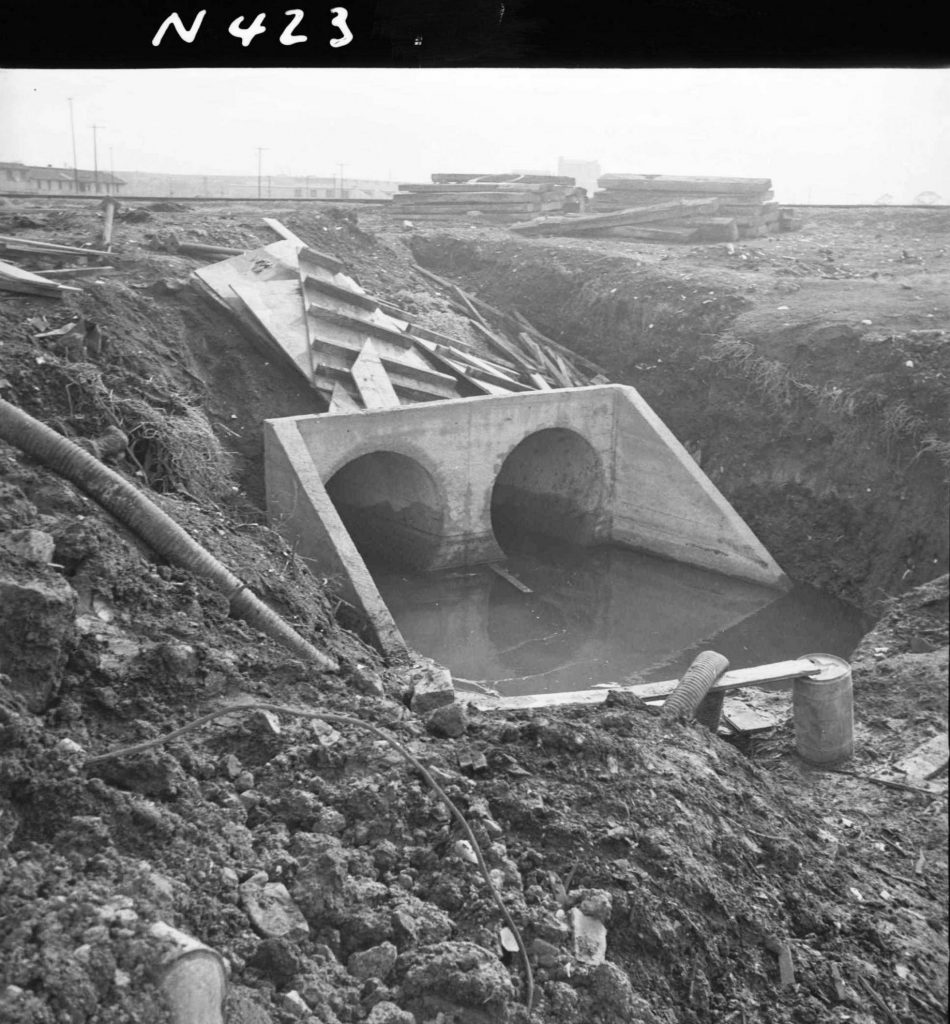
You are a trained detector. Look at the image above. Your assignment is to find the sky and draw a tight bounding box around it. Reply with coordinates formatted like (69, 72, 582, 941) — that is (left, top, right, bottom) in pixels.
(1, 67, 948, 203)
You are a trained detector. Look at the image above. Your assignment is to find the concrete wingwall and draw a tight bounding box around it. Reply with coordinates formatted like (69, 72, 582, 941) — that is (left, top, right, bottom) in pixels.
(264, 384, 789, 652)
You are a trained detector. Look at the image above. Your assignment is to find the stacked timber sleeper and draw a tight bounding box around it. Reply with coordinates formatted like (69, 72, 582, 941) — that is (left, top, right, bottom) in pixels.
(391, 173, 586, 224)
(592, 175, 797, 240)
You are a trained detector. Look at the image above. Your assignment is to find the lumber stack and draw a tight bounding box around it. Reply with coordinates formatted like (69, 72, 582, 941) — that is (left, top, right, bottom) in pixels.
(510, 198, 726, 241)
(592, 175, 796, 240)
(391, 174, 586, 224)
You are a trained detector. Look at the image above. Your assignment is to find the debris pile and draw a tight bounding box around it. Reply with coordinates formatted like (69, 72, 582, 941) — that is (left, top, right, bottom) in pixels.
(191, 219, 605, 411)
(391, 174, 586, 224)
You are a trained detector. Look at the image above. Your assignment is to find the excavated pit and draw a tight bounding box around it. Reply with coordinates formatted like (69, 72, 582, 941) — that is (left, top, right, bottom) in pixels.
(408, 227, 949, 615)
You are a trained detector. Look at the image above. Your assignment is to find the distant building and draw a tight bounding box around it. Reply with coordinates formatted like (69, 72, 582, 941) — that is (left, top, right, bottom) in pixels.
(558, 158, 601, 196)
(0, 161, 125, 195)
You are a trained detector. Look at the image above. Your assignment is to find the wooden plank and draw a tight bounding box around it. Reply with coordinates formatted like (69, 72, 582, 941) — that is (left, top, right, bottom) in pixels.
(304, 275, 380, 314)
(297, 245, 346, 277)
(518, 331, 572, 386)
(447, 349, 527, 387)
(34, 266, 118, 278)
(327, 381, 364, 414)
(597, 174, 772, 194)
(0, 234, 115, 258)
(396, 203, 566, 215)
(307, 302, 416, 350)
(489, 564, 533, 593)
(431, 173, 575, 185)
(312, 346, 458, 403)
(529, 372, 552, 390)
(399, 182, 571, 194)
(510, 198, 719, 236)
(470, 321, 538, 375)
(407, 323, 517, 367)
(393, 191, 548, 205)
(311, 335, 457, 394)
(413, 341, 520, 396)
(0, 260, 79, 295)
(595, 189, 774, 206)
(263, 217, 306, 246)
(600, 226, 700, 242)
(351, 339, 400, 410)
(461, 659, 822, 712)
(413, 339, 525, 392)
(891, 733, 949, 781)
(509, 309, 609, 378)
(718, 201, 780, 215)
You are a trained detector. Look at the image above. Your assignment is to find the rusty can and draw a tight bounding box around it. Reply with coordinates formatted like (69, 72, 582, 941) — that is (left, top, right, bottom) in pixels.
(793, 654, 854, 765)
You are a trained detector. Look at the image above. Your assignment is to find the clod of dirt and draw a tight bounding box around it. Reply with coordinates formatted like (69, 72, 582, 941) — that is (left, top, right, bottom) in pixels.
(0, 561, 77, 710)
(397, 940, 517, 1023)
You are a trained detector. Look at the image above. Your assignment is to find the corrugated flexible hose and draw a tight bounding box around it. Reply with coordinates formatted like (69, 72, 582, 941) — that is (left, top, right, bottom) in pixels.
(0, 397, 338, 673)
(661, 650, 730, 723)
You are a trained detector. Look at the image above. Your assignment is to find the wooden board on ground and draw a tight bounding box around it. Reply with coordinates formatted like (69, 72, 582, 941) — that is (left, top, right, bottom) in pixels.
(297, 245, 346, 277)
(262, 217, 306, 246)
(895, 731, 949, 778)
(351, 339, 400, 410)
(34, 266, 119, 278)
(0, 234, 115, 259)
(461, 659, 821, 712)
(0, 259, 80, 296)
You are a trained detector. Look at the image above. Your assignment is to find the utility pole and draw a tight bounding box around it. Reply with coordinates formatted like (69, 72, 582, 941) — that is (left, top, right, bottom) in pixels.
(91, 124, 104, 193)
(337, 163, 346, 198)
(256, 147, 267, 199)
(67, 98, 79, 193)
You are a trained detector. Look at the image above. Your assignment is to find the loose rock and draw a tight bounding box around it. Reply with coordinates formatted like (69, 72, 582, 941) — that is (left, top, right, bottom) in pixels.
(240, 877, 310, 941)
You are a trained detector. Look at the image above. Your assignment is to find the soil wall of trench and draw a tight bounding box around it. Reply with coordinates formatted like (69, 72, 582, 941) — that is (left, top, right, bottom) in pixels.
(410, 234, 950, 614)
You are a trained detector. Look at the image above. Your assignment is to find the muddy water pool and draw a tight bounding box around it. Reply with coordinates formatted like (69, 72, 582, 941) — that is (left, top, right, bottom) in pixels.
(373, 535, 873, 698)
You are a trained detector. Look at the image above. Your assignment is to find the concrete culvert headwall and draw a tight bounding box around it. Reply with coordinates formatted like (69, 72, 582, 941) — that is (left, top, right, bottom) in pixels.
(326, 451, 444, 570)
(491, 428, 605, 551)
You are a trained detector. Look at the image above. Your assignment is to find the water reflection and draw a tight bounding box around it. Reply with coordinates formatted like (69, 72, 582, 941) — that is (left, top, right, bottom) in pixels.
(373, 534, 871, 698)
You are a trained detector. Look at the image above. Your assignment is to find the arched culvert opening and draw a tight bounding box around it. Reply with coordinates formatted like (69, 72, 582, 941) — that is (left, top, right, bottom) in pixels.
(326, 451, 445, 571)
(490, 428, 605, 554)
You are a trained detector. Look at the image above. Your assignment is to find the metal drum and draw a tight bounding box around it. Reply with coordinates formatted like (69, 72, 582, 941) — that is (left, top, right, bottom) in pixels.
(793, 654, 854, 765)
